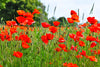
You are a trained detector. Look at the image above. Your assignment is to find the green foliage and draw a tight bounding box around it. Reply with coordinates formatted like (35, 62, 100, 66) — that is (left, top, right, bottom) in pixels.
(0, 0, 48, 26)
(48, 17, 56, 26)
(0, 0, 9, 9)
(57, 17, 67, 27)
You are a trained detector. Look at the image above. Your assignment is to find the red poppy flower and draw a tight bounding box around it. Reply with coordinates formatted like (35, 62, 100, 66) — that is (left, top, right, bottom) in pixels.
(22, 41, 30, 49)
(46, 33, 54, 40)
(55, 48, 62, 52)
(63, 49, 68, 52)
(96, 37, 100, 43)
(63, 62, 67, 66)
(5, 34, 11, 41)
(97, 50, 100, 55)
(23, 12, 33, 18)
(78, 25, 82, 28)
(32, 9, 40, 14)
(87, 17, 97, 24)
(71, 14, 80, 22)
(0, 31, 10, 41)
(58, 37, 65, 43)
(90, 42, 96, 48)
(67, 10, 80, 23)
(13, 51, 23, 58)
(80, 50, 86, 56)
(67, 18, 74, 23)
(15, 36, 19, 40)
(76, 54, 83, 59)
(53, 21, 60, 26)
(6, 21, 17, 26)
(49, 26, 57, 33)
(49, 62, 53, 65)
(76, 31, 83, 38)
(81, 23, 88, 27)
(41, 35, 48, 45)
(70, 45, 78, 52)
(24, 18, 35, 25)
(63, 62, 79, 67)
(88, 56, 98, 62)
(88, 24, 99, 32)
(58, 44, 66, 49)
(10, 27, 17, 35)
(17, 10, 25, 15)
(0, 65, 3, 67)
(73, 36, 80, 42)
(41, 22, 50, 28)
(69, 33, 75, 39)
(19, 34, 31, 43)
(90, 49, 97, 55)
(0, 33, 5, 41)
(79, 41, 85, 47)
(86, 36, 96, 42)
(71, 10, 77, 15)
(16, 16, 27, 25)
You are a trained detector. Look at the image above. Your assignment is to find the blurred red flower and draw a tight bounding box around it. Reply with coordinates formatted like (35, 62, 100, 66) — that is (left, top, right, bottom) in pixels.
(87, 17, 97, 24)
(70, 45, 78, 52)
(88, 24, 99, 32)
(67, 18, 74, 23)
(97, 49, 100, 55)
(41, 22, 50, 28)
(88, 56, 98, 62)
(13, 51, 23, 58)
(76, 54, 83, 59)
(0, 65, 3, 67)
(53, 21, 60, 26)
(46, 33, 54, 40)
(32, 9, 40, 14)
(58, 37, 65, 43)
(23, 12, 33, 18)
(16, 16, 27, 25)
(15, 36, 19, 40)
(55, 48, 62, 52)
(76, 31, 83, 38)
(58, 44, 66, 50)
(49, 26, 57, 33)
(86, 36, 96, 42)
(79, 41, 85, 47)
(63, 62, 78, 67)
(80, 50, 86, 56)
(22, 41, 30, 49)
(41, 35, 48, 45)
(69, 33, 75, 39)
(6, 21, 17, 26)
(90, 42, 97, 48)
(17, 10, 25, 15)
(19, 34, 31, 43)
(70, 10, 77, 15)
(25, 18, 35, 25)
(71, 14, 80, 22)
(10, 27, 17, 35)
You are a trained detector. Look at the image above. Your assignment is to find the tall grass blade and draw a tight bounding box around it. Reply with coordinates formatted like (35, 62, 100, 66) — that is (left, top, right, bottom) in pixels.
(53, 6, 56, 16)
(89, 3, 94, 14)
(47, 5, 49, 12)
(82, 13, 84, 20)
(78, 9, 79, 16)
